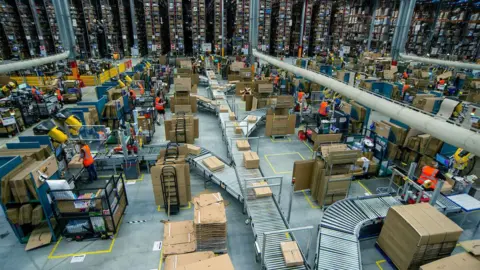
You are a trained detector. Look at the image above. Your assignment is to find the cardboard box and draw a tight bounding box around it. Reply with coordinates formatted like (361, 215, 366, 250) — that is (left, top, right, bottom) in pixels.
(233, 122, 243, 135)
(31, 205, 43, 226)
(193, 193, 227, 251)
(175, 78, 192, 92)
(420, 252, 480, 270)
(243, 151, 260, 169)
(459, 240, 480, 259)
(7, 208, 19, 224)
(236, 140, 250, 151)
(174, 105, 193, 114)
(219, 105, 229, 113)
(257, 83, 273, 93)
(251, 181, 272, 198)
(247, 115, 257, 123)
(151, 163, 191, 206)
(163, 221, 197, 256)
(424, 137, 443, 157)
(382, 121, 408, 145)
(281, 241, 304, 267)
(68, 154, 83, 169)
(377, 203, 463, 270)
(229, 112, 236, 120)
(182, 254, 234, 270)
(313, 133, 343, 152)
(375, 121, 391, 139)
(25, 223, 53, 251)
(202, 156, 225, 172)
(265, 113, 296, 136)
(165, 252, 215, 270)
(19, 204, 32, 224)
(186, 144, 201, 156)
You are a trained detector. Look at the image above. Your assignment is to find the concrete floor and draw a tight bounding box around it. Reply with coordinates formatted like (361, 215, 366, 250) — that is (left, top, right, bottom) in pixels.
(0, 73, 479, 270)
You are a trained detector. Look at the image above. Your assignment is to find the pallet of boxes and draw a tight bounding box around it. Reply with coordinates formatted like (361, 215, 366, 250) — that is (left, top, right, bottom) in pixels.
(164, 114, 199, 144)
(265, 96, 296, 137)
(174, 60, 199, 94)
(102, 97, 124, 130)
(170, 77, 198, 114)
(377, 203, 463, 270)
(162, 192, 234, 270)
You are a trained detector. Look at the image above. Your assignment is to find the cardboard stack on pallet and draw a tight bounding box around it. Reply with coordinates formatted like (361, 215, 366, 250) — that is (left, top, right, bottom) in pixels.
(164, 114, 199, 144)
(193, 193, 227, 252)
(151, 161, 191, 207)
(171, 77, 198, 113)
(264, 96, 295, 136)
(250, 81, 273, 110)
(377, 203, 463, 270)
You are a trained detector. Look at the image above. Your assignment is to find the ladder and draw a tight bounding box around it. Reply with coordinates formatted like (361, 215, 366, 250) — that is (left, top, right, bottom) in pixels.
(160, 162, 181, 215)
(175, 112, 187, 143)
(164, 142, 180, 162)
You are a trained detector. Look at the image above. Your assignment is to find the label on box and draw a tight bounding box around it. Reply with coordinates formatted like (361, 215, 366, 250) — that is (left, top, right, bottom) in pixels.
(74, 200, 89, 209)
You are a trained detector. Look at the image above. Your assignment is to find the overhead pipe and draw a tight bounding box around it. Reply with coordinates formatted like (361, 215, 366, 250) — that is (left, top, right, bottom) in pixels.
(253, 49, 480, 156)
(0, 51, 70, 74)
(399, 53, 480, 70)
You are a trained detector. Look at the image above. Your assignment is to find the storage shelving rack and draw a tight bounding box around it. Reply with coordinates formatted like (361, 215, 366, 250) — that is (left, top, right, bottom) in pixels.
(406, 1, 437, 56)
(98, 0, 119, 57)
(134, 0, 148, 56)
(0, 1, 28, 59)
(69, 0, 89, 58)
(289, 0, 303, 56)
(43, 0, 63, 54)
(112, 0, 131, 57)
(371, 0, 399, 53)
(344, 0, 372, 56)
(331, 0, 350, 50)
(258, 0, 272, 53)
(232, 0, 249, 54)
(192, 0, 207, 54)
(311, 0, 332, 56)
(214, 0, 225, 54)
(82, 0, 101, 58)
(168, 0, 185, 55)
(273, 0, 293, 57)
(462, 2, 480, 60)
(15, 0, 40, 58)
(49, 174, 128, 240)
(144, 0, 162, 56)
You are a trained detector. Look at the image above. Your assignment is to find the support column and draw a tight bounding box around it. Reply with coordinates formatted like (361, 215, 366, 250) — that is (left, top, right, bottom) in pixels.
(298, 0, 306, 57)
(367, 0, 378, 51)
(129, 0, 138, 55)
(249, 0, 259, 65)
(391, 0, 406, 60)
(399, 0, 416, 54)
(53, 0, 76, 59)
(221, 0, 225, 56)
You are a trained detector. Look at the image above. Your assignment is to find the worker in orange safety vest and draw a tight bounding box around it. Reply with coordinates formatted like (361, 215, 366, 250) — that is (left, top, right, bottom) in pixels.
(417, 162, 445, 190)
(129, 89, 136, 109)
(55, 89, 64, 107)
(318, 101, 329, 117)
(77, 141, 97, 182)
(155, 92, 165, 125)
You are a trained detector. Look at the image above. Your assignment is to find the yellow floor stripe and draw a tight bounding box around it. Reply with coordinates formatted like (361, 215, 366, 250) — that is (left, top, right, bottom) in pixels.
(264, 152, 305, 174)
(302, 190, 320, 209)
(157, 201, 192, 212)
(376, 260, 386, 270)
(302, 140, 313, 152)
(48, 216, 125, 259)
(158, 247, 164, 270)
(357, 181, 372, 195)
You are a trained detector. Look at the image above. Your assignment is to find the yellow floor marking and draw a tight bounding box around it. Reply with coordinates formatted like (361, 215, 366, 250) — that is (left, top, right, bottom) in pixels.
(48, 216, 125, 259)
(302, 140, 313, 152)
(376, 260, 386, 270)
(302, 190, 320, 209)
(264, 152, 305, 174)
(157, 201, 192, 212)
(270, 136, 292, 143)
(357, 180, 373, 195)
(158, 247, 164, 270)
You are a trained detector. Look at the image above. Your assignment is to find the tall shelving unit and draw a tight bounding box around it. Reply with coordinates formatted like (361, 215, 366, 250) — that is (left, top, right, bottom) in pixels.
(110, 0, 131, 57)
(168, 0, 185, 55)
(143, 0, 163, 56)
(0, 0, 29, 59)
(371, 0, 399, 53)
(232, 0, 249, 54)
(331, 0, 349, 50)
(213, 0, 225, 54)
(15, 0, 40, 58)
(406, 1, 436, 56)
(273, 0, 293, 56)
(82, 0, 100, 58)
(69, 0, 89, 58)
(43, 0, 63, 54)
(311, 0, 333, 56)
(258, 0, 272, 53)
(191, 0, 206, 54)
(289, 0, 314, 57)
(344, 0, 372, 55)
(98, 0, 120, 57)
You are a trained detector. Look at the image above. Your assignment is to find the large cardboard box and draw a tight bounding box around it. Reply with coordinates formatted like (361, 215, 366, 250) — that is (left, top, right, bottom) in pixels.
(375, 121, 391, 139)
(250, 181, 272, 198)
(19, 204, 32, 224)
(31, 205, 43, 226)
(313, 133, 342, 152)
(257, 83, 273, 93)
(202, 156, 225, 172)
(236, 140, 250, 151)
(186, 144, 201, 156)
(420, 252, 480, 270)
(193, 193, 227, 251)
(382, 121, 408, 145)
(165, 252, 215, 270)
(424, 137, 443, 157)
(7, 208, 19, 224)
(377, 203, 463, 270)
(182, 254, 234, 270)
(68, 154, 83, 169)
(151, 163, 191, 206)
(281, 241, 304, 267)
(163, 221, 197, 256)
(265, 113, 296, 136)
(174, 78, 192, 92)
(243, 151, 260, 169)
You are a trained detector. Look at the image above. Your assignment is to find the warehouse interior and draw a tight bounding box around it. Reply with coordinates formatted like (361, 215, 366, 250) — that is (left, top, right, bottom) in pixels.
(1, 0, 480, 270)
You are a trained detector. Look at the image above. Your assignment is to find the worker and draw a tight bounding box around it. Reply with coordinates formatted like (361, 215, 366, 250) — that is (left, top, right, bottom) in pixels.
(297, 91, 305, 104)
(77, 141, 97, 183)
(31, 87, 43, 102)
(417, 162, 445, 190)
(402, 71, 408, 79)
(318, 100, 329, 117)
(274, 74, 280, 86)
(55, 89, 64, 107)
(137, 82, 145, 95)
(155, 92, 166, 125)
(129, 89, 136, 109)
(439, 78, 446, 85)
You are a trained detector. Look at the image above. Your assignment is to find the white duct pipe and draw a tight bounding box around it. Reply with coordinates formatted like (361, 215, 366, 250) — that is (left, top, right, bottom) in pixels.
(399, 53, 480, 70)
(0, 51, 70, 74)
(253, 50, 480, 156)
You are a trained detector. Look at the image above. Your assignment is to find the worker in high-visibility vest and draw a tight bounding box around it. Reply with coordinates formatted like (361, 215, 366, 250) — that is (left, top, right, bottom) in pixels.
(31, 87, 43, 102)
(129, 89, 136, 109)
(403, 71, 408, 79)
(417, 162, 445, 190)
(155, 92, 165, 125)
(318, 101, 329, 117)
(77, 141, 97, 182)
(297, 91, 305, 103)
(55, 89, 64, 107)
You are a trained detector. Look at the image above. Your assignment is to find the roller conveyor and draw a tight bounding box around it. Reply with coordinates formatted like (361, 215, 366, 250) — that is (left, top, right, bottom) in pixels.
(316, 196, 402, 270)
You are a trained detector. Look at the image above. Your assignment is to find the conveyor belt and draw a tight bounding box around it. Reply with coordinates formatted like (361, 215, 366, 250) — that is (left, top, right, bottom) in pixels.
(316, 195, 402, 270)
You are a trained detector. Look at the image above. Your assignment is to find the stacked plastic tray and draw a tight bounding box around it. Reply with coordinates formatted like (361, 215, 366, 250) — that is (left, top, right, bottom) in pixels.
(233, 0, 249, 53)
(312, 0, 332, 55)
(258, 0, 272, 53)
(169, 0, 185, 55)
(191, 0, 206, 53)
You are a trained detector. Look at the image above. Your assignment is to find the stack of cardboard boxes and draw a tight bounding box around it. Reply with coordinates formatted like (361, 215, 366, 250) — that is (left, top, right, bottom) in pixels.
(102, 98, 124, 130)
(264, 96, 296, 136)
(171, 77, 198, 114)
(377, 203, 463, 270)
(193, 193, 227, 252)
(164, 114, 199, 144)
